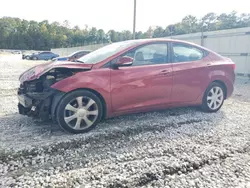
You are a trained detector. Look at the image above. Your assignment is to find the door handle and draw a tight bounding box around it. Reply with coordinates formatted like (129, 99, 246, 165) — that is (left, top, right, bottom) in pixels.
(161, 70, 168, 73)
(159, 70, 170, 76)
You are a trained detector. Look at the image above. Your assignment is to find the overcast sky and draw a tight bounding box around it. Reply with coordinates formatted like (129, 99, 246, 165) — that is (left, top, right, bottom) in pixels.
(0, 0, 249, 32)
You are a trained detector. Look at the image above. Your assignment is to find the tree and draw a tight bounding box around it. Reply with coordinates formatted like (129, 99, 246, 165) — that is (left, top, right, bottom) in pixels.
(121, 30, 132, 41)
(62, 20, 70, 28)
(201, 13, 218, 31)
(152, 26, 165, 38)
(181, 15, 198, 33)
(217, 11, 238, 30)
(107, 30, 119, 42)
(135, 31, 144, 39)
(88, 27, 98, 44)
(97, 29, 106, 43)
(237, 13, 250, 27)
(145, 26, 154, 38)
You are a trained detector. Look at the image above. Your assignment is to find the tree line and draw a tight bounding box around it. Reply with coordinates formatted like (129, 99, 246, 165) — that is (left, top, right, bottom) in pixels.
(0, 11, 250, 50)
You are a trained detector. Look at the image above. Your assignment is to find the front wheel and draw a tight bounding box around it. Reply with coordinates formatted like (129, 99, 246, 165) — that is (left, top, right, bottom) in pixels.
(201, 82, 225, 112)
(56, 90, 103, 134)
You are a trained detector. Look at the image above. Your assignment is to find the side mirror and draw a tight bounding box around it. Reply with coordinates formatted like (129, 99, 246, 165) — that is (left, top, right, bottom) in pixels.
(113, 56, 133, 69)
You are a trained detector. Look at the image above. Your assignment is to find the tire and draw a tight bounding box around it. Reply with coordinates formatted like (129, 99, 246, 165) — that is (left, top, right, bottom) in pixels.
(201, 82, 225, 112)
(25, 56, 30, 60)
(56, 90, 103, 134)
(32, 57, 38, 60)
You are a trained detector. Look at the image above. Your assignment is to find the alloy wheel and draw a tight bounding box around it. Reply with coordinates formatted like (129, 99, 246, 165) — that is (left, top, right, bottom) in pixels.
(64, 96, 99, 130)
(207, 86, 224, 110)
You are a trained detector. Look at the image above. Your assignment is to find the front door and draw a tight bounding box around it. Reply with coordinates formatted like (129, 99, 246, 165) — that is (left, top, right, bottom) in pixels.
(39, 52, 48, 60)
(110, 43, 173, 113)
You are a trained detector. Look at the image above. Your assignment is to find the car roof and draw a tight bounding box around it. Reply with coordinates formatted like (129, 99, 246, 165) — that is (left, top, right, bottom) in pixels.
(119, 38, 199, 47)
(93, 38, 216, 69)
(122, 38, 213, 53)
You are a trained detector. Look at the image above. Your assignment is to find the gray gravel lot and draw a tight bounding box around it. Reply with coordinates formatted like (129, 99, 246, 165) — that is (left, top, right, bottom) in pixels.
(0, 54, 250, 188)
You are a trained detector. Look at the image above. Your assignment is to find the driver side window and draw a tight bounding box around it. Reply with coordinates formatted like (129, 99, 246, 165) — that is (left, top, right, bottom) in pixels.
(121, 43, 169, 66)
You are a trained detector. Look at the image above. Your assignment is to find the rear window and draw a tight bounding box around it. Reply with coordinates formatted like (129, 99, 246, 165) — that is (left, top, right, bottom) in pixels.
(173, 43, 204, 62)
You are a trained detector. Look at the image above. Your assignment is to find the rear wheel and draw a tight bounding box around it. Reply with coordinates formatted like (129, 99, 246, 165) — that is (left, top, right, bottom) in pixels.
(56, 90, 103, 134)
(201, 82, 225, 112)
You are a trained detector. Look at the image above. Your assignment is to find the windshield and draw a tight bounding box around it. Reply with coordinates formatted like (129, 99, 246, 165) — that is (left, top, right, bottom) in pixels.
(68, 51, 85, 57)
(68, 51, 78, 57)
(77, 40, 138, 64)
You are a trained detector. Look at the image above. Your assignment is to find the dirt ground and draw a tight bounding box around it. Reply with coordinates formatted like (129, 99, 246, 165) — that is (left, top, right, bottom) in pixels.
(0, 54, 250, 188)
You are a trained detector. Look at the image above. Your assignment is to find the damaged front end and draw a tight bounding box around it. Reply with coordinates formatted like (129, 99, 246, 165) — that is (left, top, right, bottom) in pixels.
(18, 63, 92, 121)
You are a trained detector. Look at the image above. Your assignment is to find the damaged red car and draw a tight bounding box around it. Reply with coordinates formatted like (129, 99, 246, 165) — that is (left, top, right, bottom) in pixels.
(18, 39, 235, 134)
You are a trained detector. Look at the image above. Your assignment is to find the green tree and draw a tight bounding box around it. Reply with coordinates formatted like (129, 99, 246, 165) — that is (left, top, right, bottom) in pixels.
(152, 26, 165, 38)
(201, 12, 218, 31)
(217, 11, 238, 30)
(108, 30, 119, 42)
(181, 15, 198, 33)
(97, 29, 106, 43)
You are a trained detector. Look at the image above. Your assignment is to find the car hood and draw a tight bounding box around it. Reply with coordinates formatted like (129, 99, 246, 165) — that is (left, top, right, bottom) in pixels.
(19, 60, 93, 83)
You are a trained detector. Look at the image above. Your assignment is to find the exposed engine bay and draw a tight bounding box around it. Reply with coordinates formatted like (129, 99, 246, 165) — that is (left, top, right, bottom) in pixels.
(18, 68, 85, 121)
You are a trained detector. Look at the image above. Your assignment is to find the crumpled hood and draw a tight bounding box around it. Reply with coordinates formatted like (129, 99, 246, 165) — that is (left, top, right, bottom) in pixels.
(19, 60, 93, 83)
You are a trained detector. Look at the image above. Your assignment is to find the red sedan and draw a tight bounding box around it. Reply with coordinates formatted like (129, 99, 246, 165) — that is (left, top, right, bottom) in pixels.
(18, 39, 235, 133)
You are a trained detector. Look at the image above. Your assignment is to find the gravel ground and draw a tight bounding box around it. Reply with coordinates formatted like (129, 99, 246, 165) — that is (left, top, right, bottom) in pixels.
(0, 55, 250, 188)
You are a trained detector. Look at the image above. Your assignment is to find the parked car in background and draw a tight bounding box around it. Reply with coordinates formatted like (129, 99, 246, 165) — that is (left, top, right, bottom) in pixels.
(12, 50, 22, 54)
(17, 39, 235, 134)
(29, 51, 59, 60)
(22, 51, 39, 60)
(56, 50, 91, 62)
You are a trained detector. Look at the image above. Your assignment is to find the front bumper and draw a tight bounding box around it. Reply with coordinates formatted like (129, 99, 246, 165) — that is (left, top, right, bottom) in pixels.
(17, 89, 56, 120)
(18, 94, 33, 108)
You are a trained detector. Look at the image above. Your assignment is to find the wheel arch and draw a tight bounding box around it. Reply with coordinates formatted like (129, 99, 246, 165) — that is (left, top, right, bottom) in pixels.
(211, 80, 227, 99)
(78, 88, 107, 120)
(198, 79, 228, 104)
(51, 88, 107, 122)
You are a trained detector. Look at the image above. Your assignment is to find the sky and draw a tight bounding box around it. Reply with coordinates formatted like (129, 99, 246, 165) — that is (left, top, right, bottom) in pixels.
(0, 0, 249, 32)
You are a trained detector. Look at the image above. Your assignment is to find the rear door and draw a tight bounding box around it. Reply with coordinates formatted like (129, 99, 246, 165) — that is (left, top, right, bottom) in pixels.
(37, 52, 45, 60)
(111, 42, 173, 113)
(46, 52, 54, 59)
(171, 42, 212, 103)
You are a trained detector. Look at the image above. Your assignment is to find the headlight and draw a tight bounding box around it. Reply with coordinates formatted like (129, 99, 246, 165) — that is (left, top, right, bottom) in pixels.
(19, 68, 36, 83)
